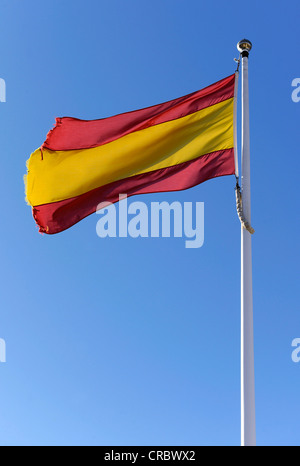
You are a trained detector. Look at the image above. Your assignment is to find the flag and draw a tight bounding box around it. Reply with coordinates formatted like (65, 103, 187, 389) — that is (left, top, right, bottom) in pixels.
(25, 74, 236, 234)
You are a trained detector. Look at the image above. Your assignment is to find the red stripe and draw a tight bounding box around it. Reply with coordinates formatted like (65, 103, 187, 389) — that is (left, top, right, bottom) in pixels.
(43, 75, 235, 151)
(32, 149, 235, 234)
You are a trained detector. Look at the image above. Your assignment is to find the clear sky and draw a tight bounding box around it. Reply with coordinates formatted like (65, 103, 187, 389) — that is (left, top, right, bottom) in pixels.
(0, 0, 299, 446)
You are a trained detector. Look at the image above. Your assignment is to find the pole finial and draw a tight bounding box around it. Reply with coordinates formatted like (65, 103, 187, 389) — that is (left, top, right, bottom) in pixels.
(237, 39, 252, 54)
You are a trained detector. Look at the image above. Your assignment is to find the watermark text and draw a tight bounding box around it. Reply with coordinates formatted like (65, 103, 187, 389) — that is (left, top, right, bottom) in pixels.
(291, 78, 300, 102)
(0, 78, 6, 102)
(291, 338, 300, 363)
(0, 338, 6, 363)
(96, 195, 204, 249)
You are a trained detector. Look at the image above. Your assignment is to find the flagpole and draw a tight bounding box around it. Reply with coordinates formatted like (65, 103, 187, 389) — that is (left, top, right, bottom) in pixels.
(237, 39, 256, 447)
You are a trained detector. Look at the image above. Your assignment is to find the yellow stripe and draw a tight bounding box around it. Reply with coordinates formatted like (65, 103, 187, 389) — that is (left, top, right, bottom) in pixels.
(26, 98, 234, 206)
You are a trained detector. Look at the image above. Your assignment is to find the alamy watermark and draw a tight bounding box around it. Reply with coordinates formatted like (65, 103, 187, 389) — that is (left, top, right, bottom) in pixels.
(96, 195, 204, 249)
(0, 78, 6, 102)
(291, 78, 300, 102)
(291, 338, 300, 363)
(0, 338, 6, 363)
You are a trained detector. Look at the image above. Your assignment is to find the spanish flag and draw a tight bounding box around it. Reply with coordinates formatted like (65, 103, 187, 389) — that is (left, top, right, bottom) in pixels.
(25, 74, 236, 234)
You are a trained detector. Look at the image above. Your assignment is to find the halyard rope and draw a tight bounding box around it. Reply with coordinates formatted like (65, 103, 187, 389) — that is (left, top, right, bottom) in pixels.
(235, 179, 255, 234)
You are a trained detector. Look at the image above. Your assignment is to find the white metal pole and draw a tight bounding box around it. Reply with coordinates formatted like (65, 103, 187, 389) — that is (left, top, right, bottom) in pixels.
(237, 39, 256, 447)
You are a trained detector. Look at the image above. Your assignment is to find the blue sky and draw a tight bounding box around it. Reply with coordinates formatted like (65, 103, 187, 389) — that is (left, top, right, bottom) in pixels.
(0, 0, 299, 446)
